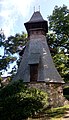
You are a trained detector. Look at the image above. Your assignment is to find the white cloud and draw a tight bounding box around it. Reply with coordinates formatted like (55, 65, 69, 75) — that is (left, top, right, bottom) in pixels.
(0, 10, 11, 17)
(0, 0, 34, 37)
(12, 0, 34, 17)
(0, 0, 69, 37)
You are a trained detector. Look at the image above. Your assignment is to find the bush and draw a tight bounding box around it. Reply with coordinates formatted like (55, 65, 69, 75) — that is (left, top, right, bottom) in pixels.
(0, 80, 48, 120)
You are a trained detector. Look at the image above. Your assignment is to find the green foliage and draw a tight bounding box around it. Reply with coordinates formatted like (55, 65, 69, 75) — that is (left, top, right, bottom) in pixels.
(48, 5, 69, 36)
(0, 29, 5, 47)
(0, 80, 48, 120)
(0, 77, 3, 88)
(0, 56, 16, 71)
(53, 52, 69, 81)
(0, 30, 27, 74)
(47, 5, 69, 82)
(5, 32, 27, 54)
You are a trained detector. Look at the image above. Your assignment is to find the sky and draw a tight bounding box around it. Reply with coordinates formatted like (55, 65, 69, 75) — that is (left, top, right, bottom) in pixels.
(0, 0, 69, 37)
(0, 0, 69, 77)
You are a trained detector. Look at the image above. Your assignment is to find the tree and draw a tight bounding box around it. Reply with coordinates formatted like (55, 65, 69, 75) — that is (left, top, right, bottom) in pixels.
(0, 29, 12, 73)
(0, 30, 27, 75)
(47, 5, 69, 82)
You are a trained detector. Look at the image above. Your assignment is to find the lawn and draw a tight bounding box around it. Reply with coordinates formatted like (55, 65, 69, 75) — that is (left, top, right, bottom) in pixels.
(28, 105, 69, 120)
(46, 105, 69, 119)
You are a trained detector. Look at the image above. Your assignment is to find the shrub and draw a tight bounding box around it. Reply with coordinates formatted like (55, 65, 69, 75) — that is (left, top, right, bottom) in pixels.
(0, 80, 48, 120)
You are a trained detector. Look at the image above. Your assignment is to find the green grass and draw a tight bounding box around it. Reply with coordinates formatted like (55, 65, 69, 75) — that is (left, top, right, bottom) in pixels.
(28, 105, 69, 120)
(45, 105, 69, 119)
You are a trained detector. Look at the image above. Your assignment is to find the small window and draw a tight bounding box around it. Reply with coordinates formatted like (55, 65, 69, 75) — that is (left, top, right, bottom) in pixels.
(30, 64, 38, 82)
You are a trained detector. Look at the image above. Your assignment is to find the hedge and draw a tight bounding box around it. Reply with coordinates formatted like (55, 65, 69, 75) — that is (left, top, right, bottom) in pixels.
(0, 80, 48, 120)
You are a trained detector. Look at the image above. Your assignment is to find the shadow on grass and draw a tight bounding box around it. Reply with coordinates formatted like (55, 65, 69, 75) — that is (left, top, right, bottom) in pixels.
(27, 105, 69, 120)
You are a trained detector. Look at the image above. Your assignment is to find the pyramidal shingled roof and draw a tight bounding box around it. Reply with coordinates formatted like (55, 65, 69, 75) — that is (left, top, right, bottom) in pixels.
(28, 11, 44, 23)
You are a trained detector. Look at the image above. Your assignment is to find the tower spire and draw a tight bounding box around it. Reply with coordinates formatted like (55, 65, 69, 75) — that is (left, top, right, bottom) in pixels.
(14, 10, 64, 84)
(33, 6, 40, 12)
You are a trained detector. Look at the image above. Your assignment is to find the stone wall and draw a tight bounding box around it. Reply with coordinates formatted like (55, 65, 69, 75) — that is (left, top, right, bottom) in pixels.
(26, 82, 66, 107)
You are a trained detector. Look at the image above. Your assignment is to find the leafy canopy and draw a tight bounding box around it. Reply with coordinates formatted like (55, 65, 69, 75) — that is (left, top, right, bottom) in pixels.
(0, 31, 27, 75)
(47, 5, 69, 82)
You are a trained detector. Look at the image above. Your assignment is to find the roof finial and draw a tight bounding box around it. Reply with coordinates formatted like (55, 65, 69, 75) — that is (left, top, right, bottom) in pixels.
(33, 6, 35, 12)
(39, 5, 40, 12)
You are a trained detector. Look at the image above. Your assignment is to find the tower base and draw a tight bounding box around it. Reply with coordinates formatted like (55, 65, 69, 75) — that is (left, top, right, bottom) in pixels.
(26, 82, 68, 108)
